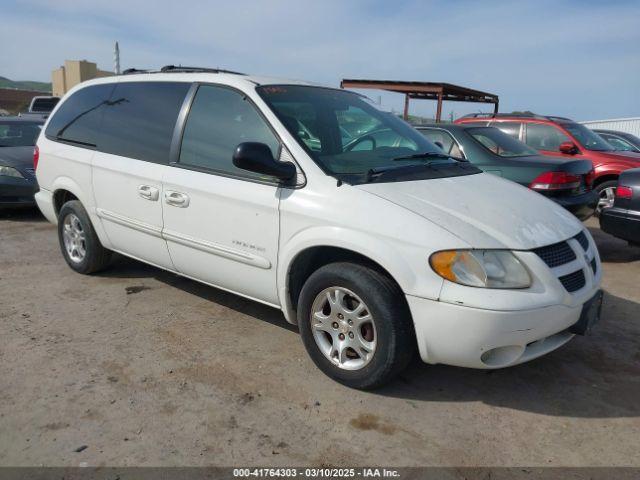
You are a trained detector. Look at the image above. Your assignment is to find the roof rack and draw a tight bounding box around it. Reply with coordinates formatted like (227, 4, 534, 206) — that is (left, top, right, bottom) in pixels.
(121, 65, 246, 76)
(122, 68, 150, 75)
(460, 112, 575, 122)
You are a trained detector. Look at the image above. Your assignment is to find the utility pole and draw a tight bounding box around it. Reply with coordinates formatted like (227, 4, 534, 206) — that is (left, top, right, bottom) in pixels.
(114, 41, 121, 75)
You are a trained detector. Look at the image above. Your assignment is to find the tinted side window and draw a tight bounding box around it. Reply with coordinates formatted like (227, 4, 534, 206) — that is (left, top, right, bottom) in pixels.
(525, 123, 569, 151)
(45, 84, 113, 146)
(99, 82, 190, 164)
(179, 85, 280, 180)
(420, 129, 463, 157)
(491, 121, 521, 139)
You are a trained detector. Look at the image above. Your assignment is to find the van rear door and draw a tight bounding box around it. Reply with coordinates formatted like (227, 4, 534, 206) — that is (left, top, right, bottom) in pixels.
(92, 81, 190, 270)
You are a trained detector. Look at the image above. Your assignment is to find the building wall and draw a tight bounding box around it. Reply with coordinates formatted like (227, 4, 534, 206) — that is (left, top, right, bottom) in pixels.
(52, 60, 113, 96)
(0, 88, 49, 115)
(582, 118, 640, 137)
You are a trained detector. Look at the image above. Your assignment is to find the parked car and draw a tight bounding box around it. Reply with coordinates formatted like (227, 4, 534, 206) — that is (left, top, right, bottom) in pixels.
(592, 129, 640, 153)
(600, 168, 640, 246)
(417, 124, 597, 219)
(28, 96, 60, 114)
(35, 69, 602, 389)
(455, 113, 640, 212)
(0, 117, 43, 207)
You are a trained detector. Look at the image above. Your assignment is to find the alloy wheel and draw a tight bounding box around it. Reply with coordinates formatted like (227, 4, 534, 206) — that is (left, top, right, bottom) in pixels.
(310, 286, 377, 370)
(62, 213, 86, 263)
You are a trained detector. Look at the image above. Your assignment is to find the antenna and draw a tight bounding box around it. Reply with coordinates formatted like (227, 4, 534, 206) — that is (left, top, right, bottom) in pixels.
(114, 41, 121, 75)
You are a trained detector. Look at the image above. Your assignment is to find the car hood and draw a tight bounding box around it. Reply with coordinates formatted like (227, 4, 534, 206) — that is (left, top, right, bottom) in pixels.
(356, 172, 583, 250)
(0, 146, 34, 169)
(591, 150, 640, 163)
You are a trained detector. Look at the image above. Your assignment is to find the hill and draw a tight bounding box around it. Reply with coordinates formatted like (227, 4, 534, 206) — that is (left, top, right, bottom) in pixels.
(0, 76, 51, 92)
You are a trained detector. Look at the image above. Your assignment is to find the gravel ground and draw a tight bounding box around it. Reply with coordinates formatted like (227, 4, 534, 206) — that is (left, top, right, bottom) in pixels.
(0, 209, 639, 467)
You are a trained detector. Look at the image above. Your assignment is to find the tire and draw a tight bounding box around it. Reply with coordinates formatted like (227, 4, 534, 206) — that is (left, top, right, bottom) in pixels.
(595, 180, 618, 215)
(57, 200, 112, 274)
(297, 262, 415, 389)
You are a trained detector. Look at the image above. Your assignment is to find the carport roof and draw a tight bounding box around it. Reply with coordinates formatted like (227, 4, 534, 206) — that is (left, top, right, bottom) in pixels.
(340, 79, 499, 121)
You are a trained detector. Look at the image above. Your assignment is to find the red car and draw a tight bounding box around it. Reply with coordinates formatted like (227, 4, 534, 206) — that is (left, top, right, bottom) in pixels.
(454, 113, 640, 211)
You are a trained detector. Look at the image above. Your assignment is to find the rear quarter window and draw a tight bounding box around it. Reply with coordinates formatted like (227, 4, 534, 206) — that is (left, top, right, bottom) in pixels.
(99, 82, 190, 164)
(45, 84, 114, 146)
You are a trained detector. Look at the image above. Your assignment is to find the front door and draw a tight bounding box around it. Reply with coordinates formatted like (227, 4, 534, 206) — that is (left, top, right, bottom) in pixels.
(161, 84, 283, 305)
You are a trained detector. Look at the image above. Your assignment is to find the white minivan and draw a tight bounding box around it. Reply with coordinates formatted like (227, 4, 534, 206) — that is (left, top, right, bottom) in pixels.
(35, 67, 603, 389)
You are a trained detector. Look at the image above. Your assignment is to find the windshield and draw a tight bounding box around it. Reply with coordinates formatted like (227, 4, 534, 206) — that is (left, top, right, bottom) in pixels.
(466, 127, 540, 157)
(562, 123, 614, 151)
(257, 85, 460, 178)
(0, 121, 42, 147)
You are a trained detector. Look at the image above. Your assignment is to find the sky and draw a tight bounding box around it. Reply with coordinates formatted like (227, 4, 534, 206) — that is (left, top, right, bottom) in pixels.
(2, 0, 639, 121)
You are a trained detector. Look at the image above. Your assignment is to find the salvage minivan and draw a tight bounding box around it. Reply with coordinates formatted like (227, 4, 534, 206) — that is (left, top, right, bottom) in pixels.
(34, 67, 603, 389)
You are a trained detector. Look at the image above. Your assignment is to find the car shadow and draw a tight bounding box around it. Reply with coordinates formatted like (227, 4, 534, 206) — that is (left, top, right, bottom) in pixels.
(588, 225, 640, 263)
(375, 290, 640, 418)
(97, 254, 298, 333)
(97, 255, 639, 418)
(0, 206, 45, 222)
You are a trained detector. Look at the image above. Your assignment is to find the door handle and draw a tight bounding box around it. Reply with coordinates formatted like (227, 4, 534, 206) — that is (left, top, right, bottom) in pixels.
(138, 185, 159, 201)
(164, 190, 190, 208)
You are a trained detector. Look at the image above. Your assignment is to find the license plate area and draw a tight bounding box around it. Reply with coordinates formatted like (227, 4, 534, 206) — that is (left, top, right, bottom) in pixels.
(569, 290, 603, 335)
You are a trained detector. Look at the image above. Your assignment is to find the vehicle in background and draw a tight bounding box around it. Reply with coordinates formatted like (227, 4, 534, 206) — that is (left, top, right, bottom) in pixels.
(28, 96, 60, 114)
(600, 168, 640, 246)
(35, 70, 602, 389)
(593, 130, 640, 153)
(455, 113, 640, 212)
(417, 124, 597, 220)
(0, 117, 43, 207)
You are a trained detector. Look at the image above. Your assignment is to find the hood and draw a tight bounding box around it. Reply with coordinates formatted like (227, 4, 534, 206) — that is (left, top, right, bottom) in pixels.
(356, 172, 583, 250)
(590, 150, 640, 164)
(0, 146, 34, 170)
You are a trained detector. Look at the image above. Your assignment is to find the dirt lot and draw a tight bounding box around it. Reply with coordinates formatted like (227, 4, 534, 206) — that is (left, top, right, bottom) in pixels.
(0, 209, 639, 467)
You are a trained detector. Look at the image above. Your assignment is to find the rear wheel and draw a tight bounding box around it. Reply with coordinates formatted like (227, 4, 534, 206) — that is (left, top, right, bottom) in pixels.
(297, 262, 415, 389)
(58, 200, 112, 274)
(595, 180, 618, 214)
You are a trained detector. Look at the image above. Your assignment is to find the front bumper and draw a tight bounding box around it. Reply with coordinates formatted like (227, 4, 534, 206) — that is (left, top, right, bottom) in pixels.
(600, 206, 640, 244)
(406, 292, 599, 369)
(0, 176, 37, 207)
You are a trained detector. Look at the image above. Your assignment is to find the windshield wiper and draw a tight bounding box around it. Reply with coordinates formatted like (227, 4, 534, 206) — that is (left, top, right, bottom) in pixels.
(392, 152, 452, 162)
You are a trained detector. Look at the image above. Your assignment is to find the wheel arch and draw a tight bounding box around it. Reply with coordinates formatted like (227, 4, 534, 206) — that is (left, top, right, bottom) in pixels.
(277, 228, 418, 325)
(50, 176, 111, 248)
(51, 176, 90, 216)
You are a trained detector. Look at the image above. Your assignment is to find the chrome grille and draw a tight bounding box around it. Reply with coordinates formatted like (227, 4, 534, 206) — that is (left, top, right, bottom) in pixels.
(532, 241, 576, 268)
(559, 270, 586, 292)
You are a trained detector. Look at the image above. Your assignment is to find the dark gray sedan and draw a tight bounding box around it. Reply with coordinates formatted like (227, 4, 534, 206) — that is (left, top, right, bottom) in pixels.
(593, 129, 640, 153)
(0, 117, 43, 207)
(600, 168, 640, 246)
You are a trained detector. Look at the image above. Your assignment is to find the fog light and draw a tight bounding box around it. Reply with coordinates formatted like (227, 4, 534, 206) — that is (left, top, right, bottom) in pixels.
(480, 345, 524, 367)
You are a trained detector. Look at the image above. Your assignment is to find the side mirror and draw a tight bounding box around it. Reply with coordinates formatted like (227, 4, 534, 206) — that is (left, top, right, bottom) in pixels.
(233, 142, 297, 182)
(559, 141, 579, 155)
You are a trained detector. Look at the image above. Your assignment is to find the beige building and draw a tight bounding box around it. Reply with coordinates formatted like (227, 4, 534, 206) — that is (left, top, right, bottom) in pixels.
(52, 60, 113, 96)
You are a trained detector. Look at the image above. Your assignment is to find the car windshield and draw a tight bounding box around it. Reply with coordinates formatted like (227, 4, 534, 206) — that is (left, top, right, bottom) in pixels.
(562, 123, 614, 152)
(257, 85, 460, 179)
(466, 126, 540, 157)
(0, 121, 42, 147)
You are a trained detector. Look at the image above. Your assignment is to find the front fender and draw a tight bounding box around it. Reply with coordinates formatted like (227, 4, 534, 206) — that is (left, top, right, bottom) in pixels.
(277, 226, 441, 324)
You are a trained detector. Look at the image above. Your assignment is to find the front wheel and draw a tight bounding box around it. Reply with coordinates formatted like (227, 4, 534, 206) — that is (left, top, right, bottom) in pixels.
(297, 262, 415, 389)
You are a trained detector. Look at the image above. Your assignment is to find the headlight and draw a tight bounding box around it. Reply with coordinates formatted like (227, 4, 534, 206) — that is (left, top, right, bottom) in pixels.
(0, 166, 24, 178)
(430, 250, 531, 289)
